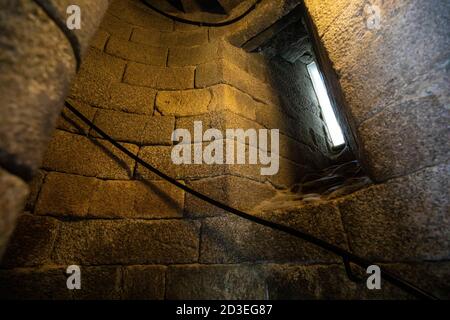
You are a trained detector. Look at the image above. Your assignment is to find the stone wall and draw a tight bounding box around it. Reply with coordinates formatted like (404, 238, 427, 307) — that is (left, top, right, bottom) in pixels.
(0, 0, 108, 256)
(0, 0, 448, 299)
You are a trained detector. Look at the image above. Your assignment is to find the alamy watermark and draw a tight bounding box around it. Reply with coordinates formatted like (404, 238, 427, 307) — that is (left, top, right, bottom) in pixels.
(66, 5, 81, 30)
(171, 121, 280, 176)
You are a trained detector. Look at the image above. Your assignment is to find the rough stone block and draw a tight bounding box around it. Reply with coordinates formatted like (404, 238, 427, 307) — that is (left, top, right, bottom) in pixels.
(358, 96, 450, 182)
(1, 214, 59, 267)
(91, 109, 148, 144)
(168, 42, 219, 67)
(195, 59, 280, 105)
(185, 175, 276, 218)
(42, 130, 138, 180)
(88, 180, 135, 218)
(0, 267, 71, 300)
(130, 27, 161, 46)
(35, 172, 99, 217)
(72, 266, 121, 300)
(175, 110, 264, 143)
(136, 145, 225, 181)
(0, 168, 29, 257)
(69, 73, 111, 108)
(57, 99, 97, 134)
(125, 62, 195, 90)
(123, 265, 166, 300)
(209, 84, 260, 121)
(53, 219, 200, 265)
(90, 29, 110, 51)
(200, 214, 341, 264)
(161, 29, 208, 47)
(109, 82, 156, 114)
(133, 180, 185, 219)
(304, 0, 352, 37)
(99, 13, 133, 40)
(156, 89, 212, 116)
(166, 264, 266, 299)
(336, 163, 450, 261)
(78, 48, 127, 82)
(89, 179, 184, 219)
(25, 170, 46, 211)
(141, 116, 175, 145)
(264, 264, 377, 300)
(106, 36, 167, 66)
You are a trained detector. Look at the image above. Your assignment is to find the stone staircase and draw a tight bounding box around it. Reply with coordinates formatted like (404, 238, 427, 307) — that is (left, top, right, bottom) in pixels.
(0, 0, 448, 300)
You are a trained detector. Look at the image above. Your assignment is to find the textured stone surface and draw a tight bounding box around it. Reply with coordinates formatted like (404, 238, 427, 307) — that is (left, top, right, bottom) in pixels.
(77, 48, 126, 82)
(99, 13, 133, 40)
(91, 109, 174, 145)
(141, 116, 175, 145)
(136, 145, 225, 181)
(195, 59, 280, 105)
(161, 29, 208, 47)
(336, 163, 450, 261)
(318, 0, 450, 125)
(25, 170, 46, 211)
(125, 63, 195, 90)
(109, 82, 156, 114)
(123, 265, 166, 300)
(200, 215, 340, 264)
(1, 214, 59, 267)
(106, 36, 167, 66)
(166, 264, 266, 299)
(0, 267, 71, 300)
(209, 84, 260, 121)
(50, 0, 109, 56)
(91, 109, 149, 144)
(42, 130, 138, 180)
(89, 180, 184, 219)
(304, 0, 352, 37)
(72, 266, 122, 300)
(263, 263, 408, 299)
(35, 172, 98, 217)
(90, 29, 110, 51)
(0, 0, 76, 180)
(53, 219, 200, 265)
(57, 99, 97, 134)
(0, 168, 29, 257)
(358, 96, 450, 182)
(156, 89, 212, 116)
(185, 175, 276, 218)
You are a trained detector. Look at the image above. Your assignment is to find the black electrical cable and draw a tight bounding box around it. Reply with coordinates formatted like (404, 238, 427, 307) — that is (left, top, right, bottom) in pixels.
(140, 0, 262, 27)
(65, 100, 439, 300)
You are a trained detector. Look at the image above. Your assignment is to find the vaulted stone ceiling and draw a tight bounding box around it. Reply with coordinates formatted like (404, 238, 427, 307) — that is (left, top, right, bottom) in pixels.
(143, 0, 251, 18)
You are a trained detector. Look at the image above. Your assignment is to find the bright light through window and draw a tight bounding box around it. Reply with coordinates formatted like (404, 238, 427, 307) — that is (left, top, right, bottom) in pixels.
(307, 61, 345, 147)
